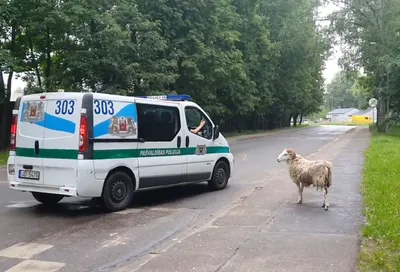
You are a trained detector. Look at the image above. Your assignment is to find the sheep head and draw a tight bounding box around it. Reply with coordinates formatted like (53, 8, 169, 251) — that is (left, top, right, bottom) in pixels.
(277, 148, 297, 162)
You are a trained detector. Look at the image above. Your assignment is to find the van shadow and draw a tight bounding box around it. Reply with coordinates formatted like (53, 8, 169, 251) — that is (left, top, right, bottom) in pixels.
(131, 183, 211, 208)
(27, 183, 212, 218)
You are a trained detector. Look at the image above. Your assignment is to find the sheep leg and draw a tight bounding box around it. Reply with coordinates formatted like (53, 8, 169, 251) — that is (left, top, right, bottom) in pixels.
(322, 188, 329, 210)
(297, 182, 304, 204)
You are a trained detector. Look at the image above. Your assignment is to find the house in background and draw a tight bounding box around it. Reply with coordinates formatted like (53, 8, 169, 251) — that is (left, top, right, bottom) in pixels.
(326, 108, 359, 122)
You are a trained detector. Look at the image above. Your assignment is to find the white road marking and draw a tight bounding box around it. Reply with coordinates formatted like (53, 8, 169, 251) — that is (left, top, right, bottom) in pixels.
(97, 235, 127, 252)
(5, 260, 65, 272)
(114, 208, 144, 215)
(241, 154, 247, 161)
(149, 207, 186, 212)
(0, 242, 53, 260)
(6, 201, 38, 209)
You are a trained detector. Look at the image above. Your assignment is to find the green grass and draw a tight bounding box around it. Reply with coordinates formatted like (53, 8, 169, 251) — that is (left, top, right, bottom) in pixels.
(358, 125, 400, 272)
(0, 149, 8, 166)
(223, 124, 309, 138)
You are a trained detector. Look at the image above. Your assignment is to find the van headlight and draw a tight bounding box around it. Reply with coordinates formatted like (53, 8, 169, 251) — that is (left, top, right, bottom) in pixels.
(8, 164, 15, 175)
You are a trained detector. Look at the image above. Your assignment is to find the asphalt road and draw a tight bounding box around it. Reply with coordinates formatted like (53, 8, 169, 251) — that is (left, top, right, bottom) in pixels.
(0, 125, 357, 272)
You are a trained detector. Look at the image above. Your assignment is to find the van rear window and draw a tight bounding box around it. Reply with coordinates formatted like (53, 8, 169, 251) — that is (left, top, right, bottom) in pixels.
(136, 103, 181, 142)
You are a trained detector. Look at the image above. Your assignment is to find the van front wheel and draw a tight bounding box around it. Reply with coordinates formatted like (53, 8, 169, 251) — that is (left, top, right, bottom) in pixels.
(32, 192, 64, 205)
(208, 161, 229, 190)
(101, 172, 134, 212)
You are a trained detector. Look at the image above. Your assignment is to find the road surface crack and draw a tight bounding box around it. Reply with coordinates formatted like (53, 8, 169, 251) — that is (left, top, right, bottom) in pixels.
(214, 200, 287, 272)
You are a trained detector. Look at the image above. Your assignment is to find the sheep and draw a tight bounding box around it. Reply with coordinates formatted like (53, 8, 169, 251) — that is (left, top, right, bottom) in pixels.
(276, 148, 332, 210)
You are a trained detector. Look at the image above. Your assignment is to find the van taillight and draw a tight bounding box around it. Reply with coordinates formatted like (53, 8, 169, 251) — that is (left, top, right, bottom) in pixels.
(79, 115, 88, 153)
(10, 115, 18, 151)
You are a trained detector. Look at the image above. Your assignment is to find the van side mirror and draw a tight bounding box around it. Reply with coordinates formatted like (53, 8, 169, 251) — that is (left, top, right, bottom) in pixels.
(213, 125, 220, 140)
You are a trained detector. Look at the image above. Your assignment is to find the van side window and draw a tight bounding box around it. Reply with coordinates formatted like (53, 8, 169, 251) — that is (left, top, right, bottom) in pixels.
(185, 107, 212, 140)
(137, 103, 181, 142)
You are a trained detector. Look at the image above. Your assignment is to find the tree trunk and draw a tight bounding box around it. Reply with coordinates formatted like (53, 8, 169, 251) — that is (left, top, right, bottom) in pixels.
(0, 25, 16, 149)
(0, 72, 13, 149)
(375, 73, 387, 132)
(299, 112, 303, 125)
(293, 114, 298, 127)
(0, 70, 4, 103)
(0, 69, 6, 149)
(376, 99, 386, 132)
(45, 25, 52, 91)
(27, 31, 42, 89)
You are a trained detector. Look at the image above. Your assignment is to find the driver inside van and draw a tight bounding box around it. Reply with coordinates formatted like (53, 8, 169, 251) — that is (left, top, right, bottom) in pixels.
(190, 119, 206, 135)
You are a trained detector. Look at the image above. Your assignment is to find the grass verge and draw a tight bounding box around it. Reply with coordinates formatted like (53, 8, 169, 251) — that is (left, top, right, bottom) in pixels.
(358, 125, 400, 272)
(223, 124, 310, 138)
(0, 149, 8, 166)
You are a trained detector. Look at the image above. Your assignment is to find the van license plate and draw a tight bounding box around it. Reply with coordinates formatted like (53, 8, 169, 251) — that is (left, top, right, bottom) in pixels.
(19, 170, 40, 180)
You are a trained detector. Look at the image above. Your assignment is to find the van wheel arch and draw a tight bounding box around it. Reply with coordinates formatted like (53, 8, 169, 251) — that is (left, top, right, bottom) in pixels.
(208, 157, 230, 190)
(100, 166, 136, 212)
(215, 157, 230, 177)
(103, 166, 137, 193)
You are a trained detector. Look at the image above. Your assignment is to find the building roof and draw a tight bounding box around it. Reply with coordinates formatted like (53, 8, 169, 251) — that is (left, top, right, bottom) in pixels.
(352, 108, 374, 116)
(327, 108, 358, 115)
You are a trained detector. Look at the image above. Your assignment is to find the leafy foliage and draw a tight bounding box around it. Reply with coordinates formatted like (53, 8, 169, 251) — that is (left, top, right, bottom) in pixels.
(0, 0, 329, 147)
(323, 71, 371, 111)
(328, 0, 400, 131)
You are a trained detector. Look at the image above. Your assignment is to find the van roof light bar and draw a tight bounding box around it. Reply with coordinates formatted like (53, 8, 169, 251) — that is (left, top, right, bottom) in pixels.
(136, 94, 192, 101)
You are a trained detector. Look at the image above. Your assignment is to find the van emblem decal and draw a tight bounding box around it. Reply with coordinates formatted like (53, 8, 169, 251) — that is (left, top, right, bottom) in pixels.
(108, 116, 137, 138)
(195, 144, 207, 155)
(22, 101, 45, 123)
(93, 103, 138, 138)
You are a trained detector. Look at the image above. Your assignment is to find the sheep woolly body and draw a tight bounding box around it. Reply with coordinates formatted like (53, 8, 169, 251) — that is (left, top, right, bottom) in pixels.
(288, 155, 332, 191)
(277, 148, 332, 210)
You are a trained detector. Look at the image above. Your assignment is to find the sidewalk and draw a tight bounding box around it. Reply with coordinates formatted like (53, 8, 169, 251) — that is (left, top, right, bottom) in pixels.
(116, 127, 370, 272)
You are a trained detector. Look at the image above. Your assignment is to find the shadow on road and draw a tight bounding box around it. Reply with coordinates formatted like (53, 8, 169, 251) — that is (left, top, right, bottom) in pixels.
(132, 182, 211, 208)
(9, 183, 212, 218)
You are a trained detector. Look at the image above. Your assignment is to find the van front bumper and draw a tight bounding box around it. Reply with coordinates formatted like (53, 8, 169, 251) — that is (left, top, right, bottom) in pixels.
(228, 154, 234, 178)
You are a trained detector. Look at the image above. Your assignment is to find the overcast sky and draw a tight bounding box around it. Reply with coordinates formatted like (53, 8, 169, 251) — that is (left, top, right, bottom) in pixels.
(4, 2, 341, 94)
(318, 2, 341, 85)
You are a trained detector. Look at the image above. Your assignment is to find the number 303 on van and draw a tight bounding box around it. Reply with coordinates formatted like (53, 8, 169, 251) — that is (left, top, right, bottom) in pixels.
(6, 93, 234, 212)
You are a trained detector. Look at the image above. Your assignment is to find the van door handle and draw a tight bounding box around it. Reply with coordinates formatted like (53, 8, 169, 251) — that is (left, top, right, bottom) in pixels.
(177, 136, 181, 148)
(185, 136, 189, 148)
(34, 140, 39, 155)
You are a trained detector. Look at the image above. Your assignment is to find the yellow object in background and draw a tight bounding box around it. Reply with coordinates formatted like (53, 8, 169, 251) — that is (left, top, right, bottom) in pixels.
(352, 115, 373, 124)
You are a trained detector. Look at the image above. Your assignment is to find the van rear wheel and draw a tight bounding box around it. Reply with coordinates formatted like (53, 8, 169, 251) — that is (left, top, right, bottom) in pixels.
(101, 172, 134, 212)
(208, 161, 229, 190)
(32, 192, 64, 205)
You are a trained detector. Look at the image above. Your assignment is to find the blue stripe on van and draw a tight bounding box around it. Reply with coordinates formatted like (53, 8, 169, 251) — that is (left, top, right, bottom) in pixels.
(36, 114, 76, 134)
(93, 103, 138, 138)
(20, 102, 76, 134)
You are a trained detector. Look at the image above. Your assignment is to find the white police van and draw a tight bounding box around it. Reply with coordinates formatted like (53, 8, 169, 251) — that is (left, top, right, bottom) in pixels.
(7, 92, 234, 212)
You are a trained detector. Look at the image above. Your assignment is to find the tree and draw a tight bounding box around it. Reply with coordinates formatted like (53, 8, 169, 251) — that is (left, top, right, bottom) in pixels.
(0, 0, 25, 149)
(328, 0, 400, 131)
(0, 0, 330, 149)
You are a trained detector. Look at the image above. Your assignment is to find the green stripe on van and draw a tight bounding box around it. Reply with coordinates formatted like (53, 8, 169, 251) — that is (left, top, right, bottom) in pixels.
(16, 147, 78, 159)
(93, 146, 230, 159)
(15, 146, 230, 160)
